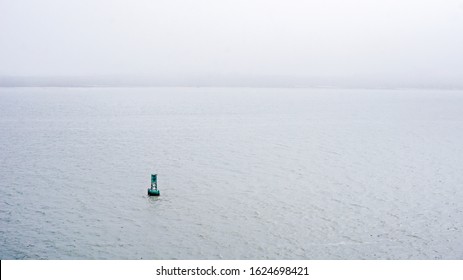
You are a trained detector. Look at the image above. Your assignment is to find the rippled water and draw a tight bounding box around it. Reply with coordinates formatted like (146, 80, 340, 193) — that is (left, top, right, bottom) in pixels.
(1, 87, 462, 259)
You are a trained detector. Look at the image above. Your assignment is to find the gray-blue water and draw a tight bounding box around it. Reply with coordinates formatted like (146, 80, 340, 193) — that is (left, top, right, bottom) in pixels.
(1, 87, 463, 259)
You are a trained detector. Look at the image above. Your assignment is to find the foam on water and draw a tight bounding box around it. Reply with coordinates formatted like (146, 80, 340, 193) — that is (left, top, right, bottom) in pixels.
(1, 87, 462, 259)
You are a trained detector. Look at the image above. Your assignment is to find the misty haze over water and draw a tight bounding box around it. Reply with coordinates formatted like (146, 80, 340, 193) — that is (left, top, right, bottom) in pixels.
(1, 1, 463, 260)
(1, 1, 463, 89)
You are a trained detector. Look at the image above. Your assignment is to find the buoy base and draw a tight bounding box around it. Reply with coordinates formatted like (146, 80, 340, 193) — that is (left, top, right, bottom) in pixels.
(148, 188, 160, 196)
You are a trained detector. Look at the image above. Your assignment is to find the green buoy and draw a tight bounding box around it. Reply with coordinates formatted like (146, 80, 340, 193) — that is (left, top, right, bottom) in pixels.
(147, 174, 160, 196)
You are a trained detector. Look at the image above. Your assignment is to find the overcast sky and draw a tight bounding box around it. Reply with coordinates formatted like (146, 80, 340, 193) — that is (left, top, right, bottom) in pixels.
(1, 0, 462, 86)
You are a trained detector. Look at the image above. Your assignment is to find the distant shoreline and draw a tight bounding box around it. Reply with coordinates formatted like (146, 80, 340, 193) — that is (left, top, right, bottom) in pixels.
(1, 75, 462, 91)
(1, 85, 462, 90)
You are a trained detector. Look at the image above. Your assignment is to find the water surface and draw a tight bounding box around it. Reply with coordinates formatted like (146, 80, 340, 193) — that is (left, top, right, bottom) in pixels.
(1, 87, 462, 259)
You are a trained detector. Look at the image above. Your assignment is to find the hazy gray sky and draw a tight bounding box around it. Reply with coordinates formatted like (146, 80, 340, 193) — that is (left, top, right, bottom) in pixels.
(1, 0, 462, 86)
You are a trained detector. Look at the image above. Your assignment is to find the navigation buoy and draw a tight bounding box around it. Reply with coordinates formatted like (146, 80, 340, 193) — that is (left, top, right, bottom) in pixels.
(147, 174, 160, 196)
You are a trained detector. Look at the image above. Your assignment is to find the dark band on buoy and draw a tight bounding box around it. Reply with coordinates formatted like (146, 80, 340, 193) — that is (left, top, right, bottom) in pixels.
(148, 188, 160, 196)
